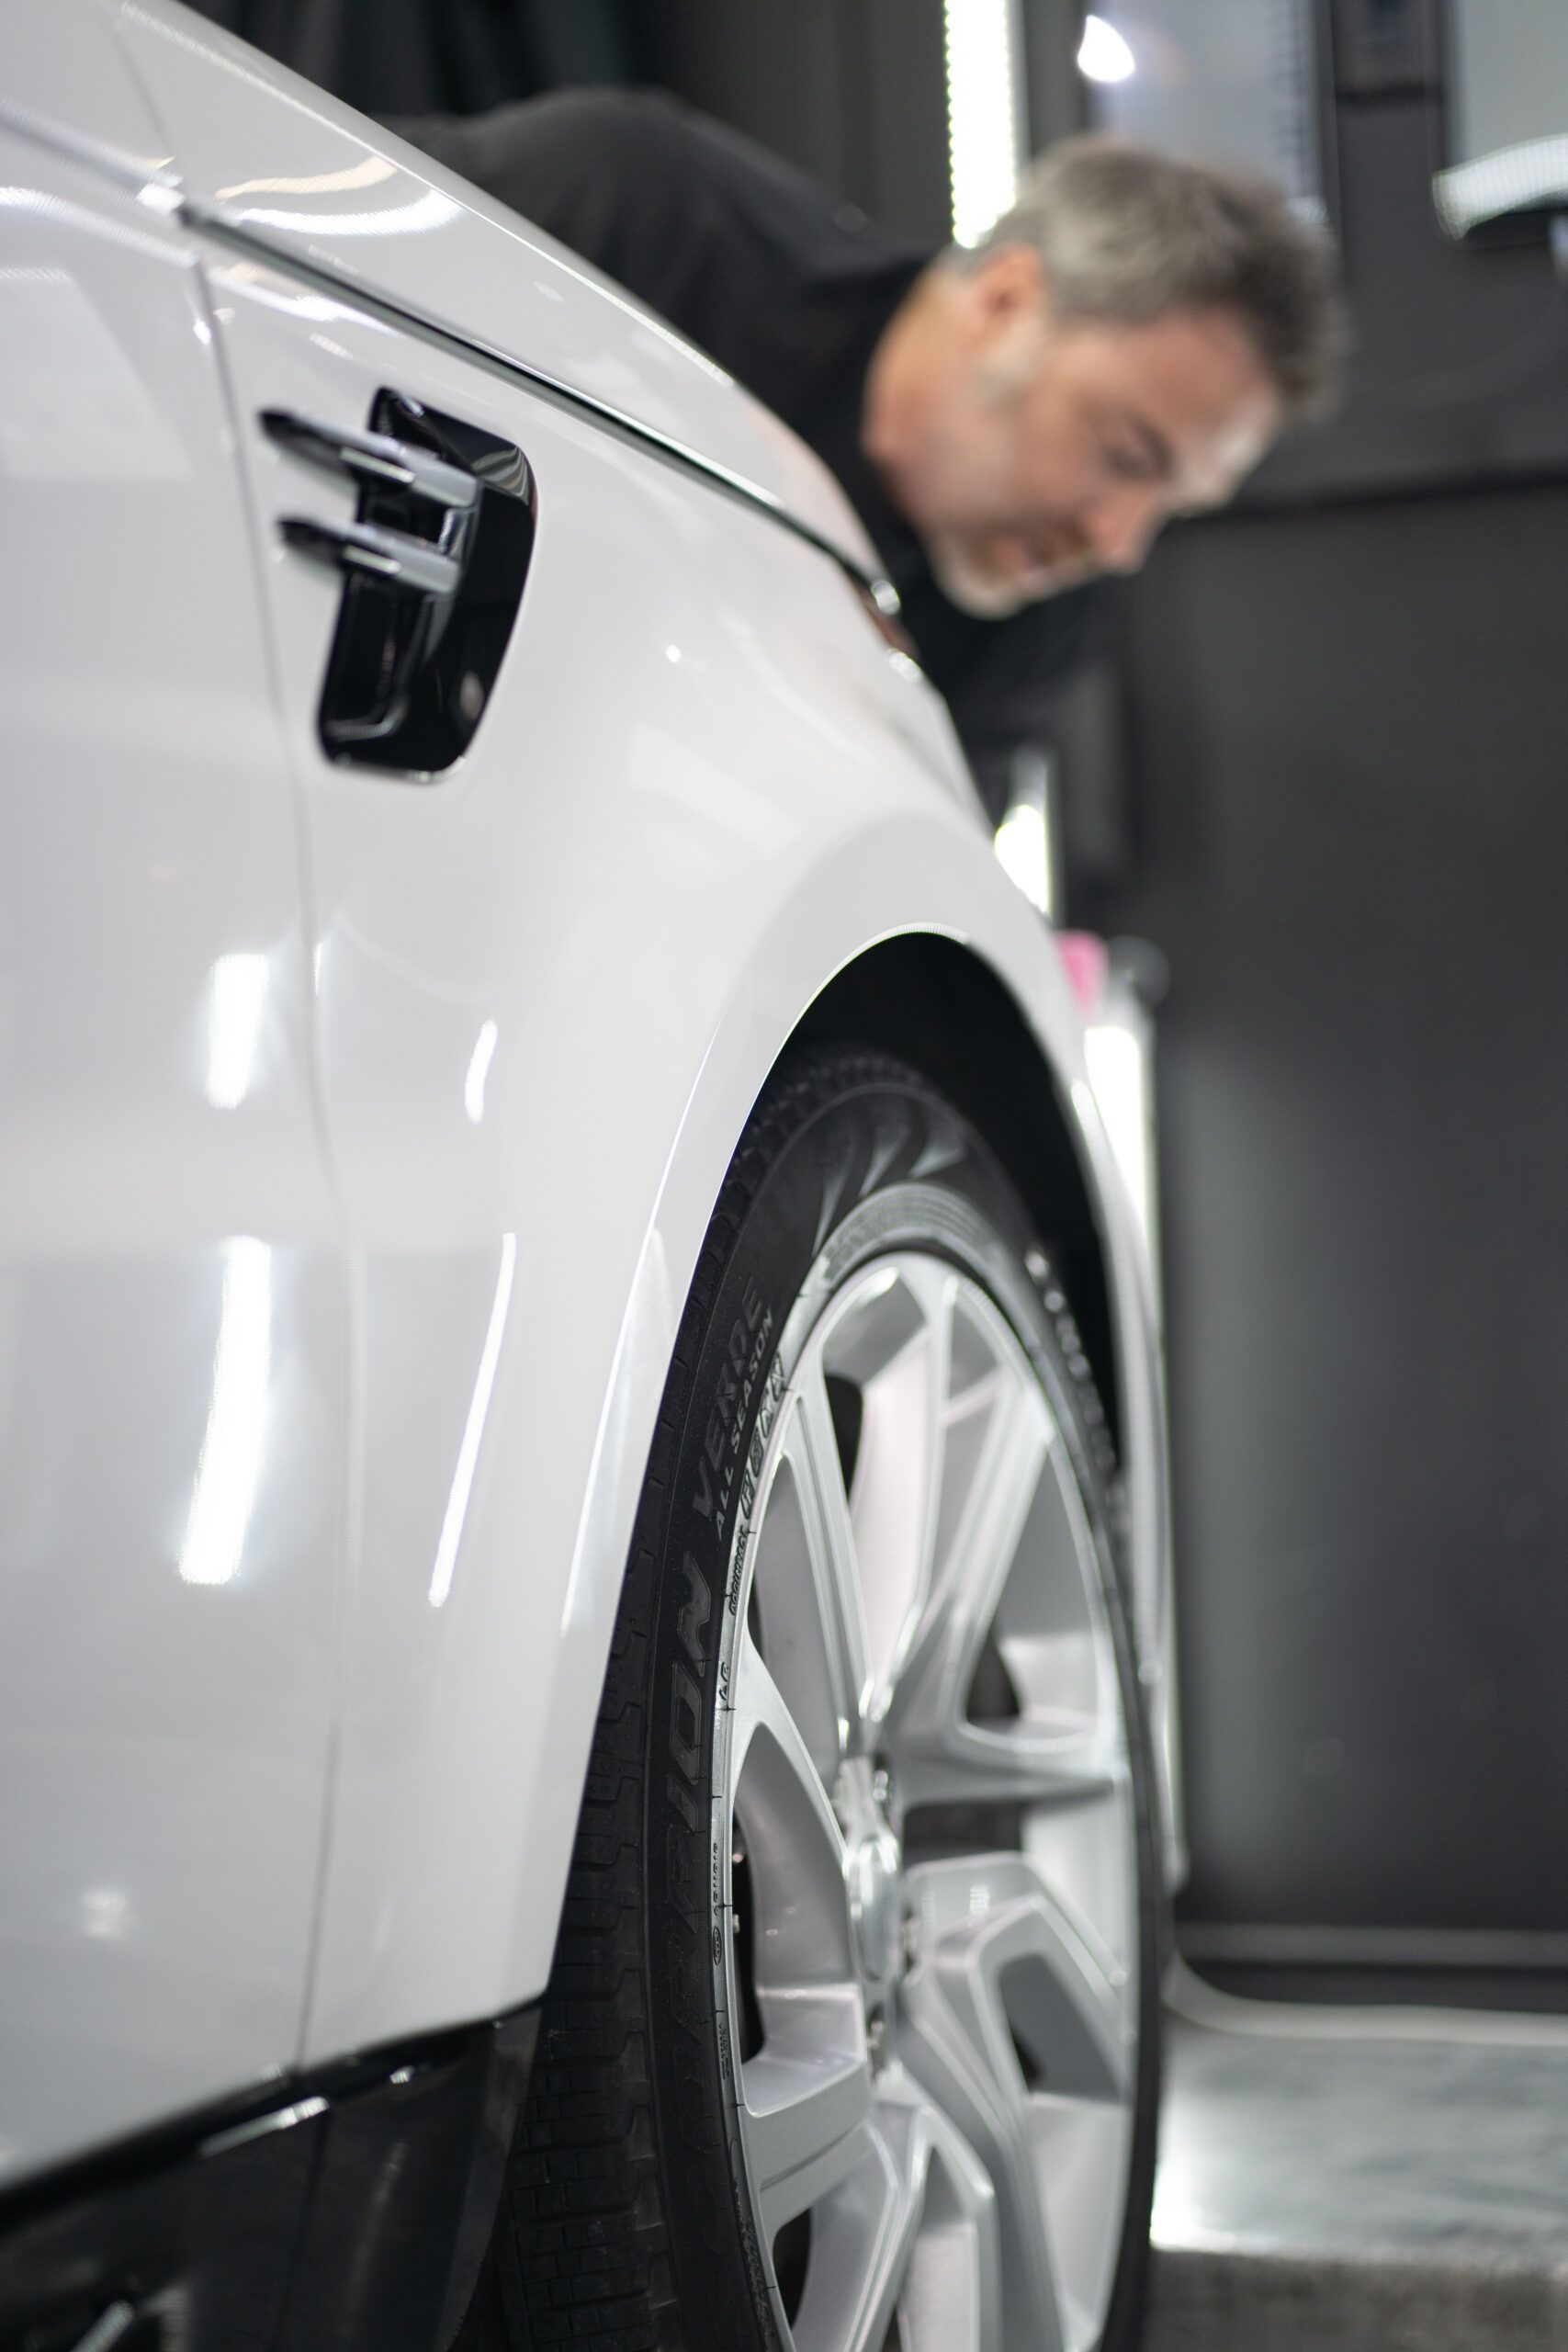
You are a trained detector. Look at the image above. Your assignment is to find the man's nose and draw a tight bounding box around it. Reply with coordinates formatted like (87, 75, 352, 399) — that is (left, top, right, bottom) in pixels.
(1083, 486, 1164, 574)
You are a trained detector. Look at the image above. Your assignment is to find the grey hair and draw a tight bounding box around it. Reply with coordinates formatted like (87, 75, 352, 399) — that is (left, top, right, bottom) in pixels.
(962, 135, 1346, 418)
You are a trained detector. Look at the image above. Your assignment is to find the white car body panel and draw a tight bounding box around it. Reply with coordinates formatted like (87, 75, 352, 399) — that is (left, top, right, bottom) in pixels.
(0, 115, 345, 2177)
(0, 0, 174, 185)
(0, 0, 1172, 2183)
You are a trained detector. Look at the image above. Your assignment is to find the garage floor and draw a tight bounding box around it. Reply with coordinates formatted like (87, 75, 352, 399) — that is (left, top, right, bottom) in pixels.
(1144, 1965, 1568, 2351)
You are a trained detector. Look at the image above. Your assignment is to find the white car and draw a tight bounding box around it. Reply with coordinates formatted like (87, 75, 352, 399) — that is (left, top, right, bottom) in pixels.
(0, 8, 1174, 2351)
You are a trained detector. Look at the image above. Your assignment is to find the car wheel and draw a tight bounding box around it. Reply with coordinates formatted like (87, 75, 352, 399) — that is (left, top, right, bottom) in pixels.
(471, 1046, 1162, 2352)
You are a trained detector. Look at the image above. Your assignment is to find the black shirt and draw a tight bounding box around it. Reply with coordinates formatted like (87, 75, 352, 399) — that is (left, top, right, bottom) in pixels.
(395, 88, 1098, 801)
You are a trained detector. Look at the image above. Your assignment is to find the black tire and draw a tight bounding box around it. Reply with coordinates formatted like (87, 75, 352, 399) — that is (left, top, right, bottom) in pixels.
(468, 1046, 1163, 2352)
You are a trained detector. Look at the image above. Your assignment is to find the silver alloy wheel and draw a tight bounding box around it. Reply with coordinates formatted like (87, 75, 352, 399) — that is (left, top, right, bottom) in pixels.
(712, 1246, 1139, 2352)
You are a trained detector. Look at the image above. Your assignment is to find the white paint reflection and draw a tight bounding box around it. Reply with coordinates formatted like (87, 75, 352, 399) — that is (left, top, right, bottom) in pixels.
(81, 1888, 131, 1941)
(1084, 1023, 1153, 1246)
(206, 953, 268, 1109)
(0, 264, 188, 481)
(231, 187, 462, 239)
(464, 1019, 499, 1125)
(1149, 2103, 1238, 2251)
(429, 1235, 517, 1608)
(217, 155, 396, 201)
(180, 1238, 273, 1588)
(994, 800, 1050, 915)
(136, 180, 183, 218)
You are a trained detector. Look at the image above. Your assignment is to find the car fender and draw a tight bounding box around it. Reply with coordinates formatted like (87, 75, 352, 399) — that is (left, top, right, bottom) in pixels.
(303, 753, 1168, 2062)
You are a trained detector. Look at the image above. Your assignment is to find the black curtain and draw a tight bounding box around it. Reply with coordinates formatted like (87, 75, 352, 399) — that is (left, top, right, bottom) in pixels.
(182, 0, 640, 116)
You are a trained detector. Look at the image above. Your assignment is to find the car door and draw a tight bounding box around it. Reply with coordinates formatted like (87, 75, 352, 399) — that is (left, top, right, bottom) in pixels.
(0, 36, 346, 2186)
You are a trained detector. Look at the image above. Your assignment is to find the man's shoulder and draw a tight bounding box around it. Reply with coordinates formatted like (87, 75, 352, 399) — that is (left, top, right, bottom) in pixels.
(400, 87, 913, 314)
(479, 87, 819, 224)
(511, 85, 701, 174)
(523, 90, 928, 283)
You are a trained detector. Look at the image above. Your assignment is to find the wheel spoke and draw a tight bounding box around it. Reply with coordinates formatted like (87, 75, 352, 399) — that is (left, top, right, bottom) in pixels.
(886, 1384, 1130, 1821)
(885, 1381, 1052, 1781)
(873, 2087, 1001, 2352)
(902, 1389, 1050, 1718)
(907, 1855, 1131, 2105)
(741, 2037, 875, 2241)
(784, 2080, 1001, 2352)
(818, 1260, 955, 1713)
(899, 1718, 1124, 1815)
(728, 1631, 854, 1986)
(754, 1362, 874, 1774)
(897, 1859, 1135, 2352)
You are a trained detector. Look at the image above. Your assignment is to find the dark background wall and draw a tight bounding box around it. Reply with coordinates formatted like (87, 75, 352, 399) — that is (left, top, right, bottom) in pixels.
(1077, 2, 1568, 1976)
(1105, 481, 1568, 1958)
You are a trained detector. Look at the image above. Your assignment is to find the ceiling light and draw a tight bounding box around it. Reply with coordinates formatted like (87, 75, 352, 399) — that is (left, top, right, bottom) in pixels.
(1077, 13, 1136, 83)
(944, 0, 1023, 246)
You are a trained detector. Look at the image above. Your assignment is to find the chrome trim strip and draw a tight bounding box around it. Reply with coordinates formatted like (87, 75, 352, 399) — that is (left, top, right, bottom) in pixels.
(0, 94, 182, 200)
(197, 2094, 329, 2162)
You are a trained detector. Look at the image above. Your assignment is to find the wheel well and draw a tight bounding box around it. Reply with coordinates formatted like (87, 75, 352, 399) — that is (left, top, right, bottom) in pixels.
(794, 933, 1123, 1457)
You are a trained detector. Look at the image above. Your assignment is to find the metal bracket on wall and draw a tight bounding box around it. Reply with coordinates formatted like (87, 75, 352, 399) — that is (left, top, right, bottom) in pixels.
(1329, 0, 1438, 97)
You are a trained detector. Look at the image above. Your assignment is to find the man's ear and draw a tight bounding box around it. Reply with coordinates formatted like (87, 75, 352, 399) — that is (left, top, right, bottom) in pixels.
(968, 243, 1050, 341)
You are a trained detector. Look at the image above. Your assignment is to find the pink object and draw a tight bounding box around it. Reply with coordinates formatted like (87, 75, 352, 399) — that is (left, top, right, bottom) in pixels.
(1055, 930, 1109, 1017)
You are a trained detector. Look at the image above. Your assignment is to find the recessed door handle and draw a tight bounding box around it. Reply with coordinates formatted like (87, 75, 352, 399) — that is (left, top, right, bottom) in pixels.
(262, 388, 534, 773)
(278, 514, 462, 601)
(262, 406, 479, 514)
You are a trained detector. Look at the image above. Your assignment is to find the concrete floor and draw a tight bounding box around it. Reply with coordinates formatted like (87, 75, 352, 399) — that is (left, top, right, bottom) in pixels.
(1144, 1965, 1568, 2351)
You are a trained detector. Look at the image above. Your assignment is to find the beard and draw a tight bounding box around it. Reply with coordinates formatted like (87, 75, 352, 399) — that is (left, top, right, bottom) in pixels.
(924, 527, 1095, 618)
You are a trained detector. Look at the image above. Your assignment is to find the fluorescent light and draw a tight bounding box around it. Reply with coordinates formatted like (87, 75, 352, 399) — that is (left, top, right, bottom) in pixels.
(1077, 13, 1136, 83)
(944, 0, 1023, 246)
(180, 1238, 272, 1587)
(1434, 132, 1568, 236)
(206, 953, 268, 1109)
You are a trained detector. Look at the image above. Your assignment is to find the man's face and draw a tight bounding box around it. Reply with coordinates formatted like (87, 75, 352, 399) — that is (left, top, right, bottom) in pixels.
(876, 248, 1283, 617)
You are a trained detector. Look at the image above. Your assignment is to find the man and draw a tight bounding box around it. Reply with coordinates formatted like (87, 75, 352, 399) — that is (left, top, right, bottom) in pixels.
(396, 91, 1342, 808)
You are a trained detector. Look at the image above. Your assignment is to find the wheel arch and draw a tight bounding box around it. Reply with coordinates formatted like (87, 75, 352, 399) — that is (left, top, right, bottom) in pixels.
(792, 932, 1122, 1458)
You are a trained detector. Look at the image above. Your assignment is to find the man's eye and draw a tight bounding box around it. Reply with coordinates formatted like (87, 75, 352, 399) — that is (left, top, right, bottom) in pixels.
(1102, 445, 1159, 482)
